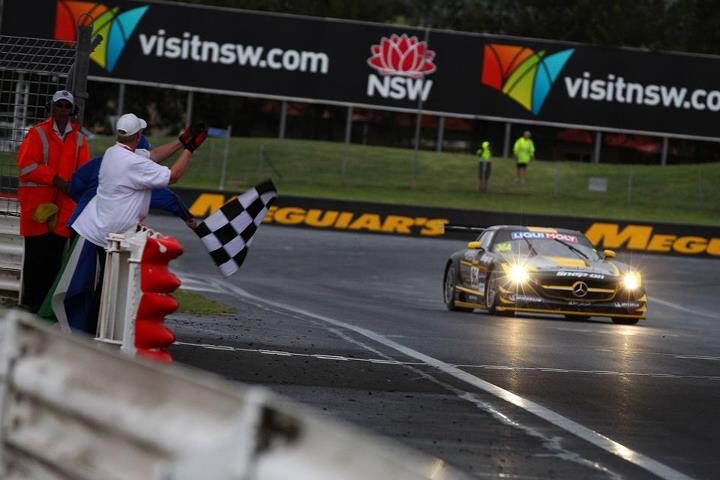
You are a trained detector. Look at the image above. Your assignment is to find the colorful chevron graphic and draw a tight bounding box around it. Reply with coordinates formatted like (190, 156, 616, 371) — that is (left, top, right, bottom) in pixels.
(481, 43, 574, 115)
(54, 0, 149, 73)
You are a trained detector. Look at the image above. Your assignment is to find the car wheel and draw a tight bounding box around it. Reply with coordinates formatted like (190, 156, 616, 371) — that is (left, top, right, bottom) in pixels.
(484, 270, 499, 314)
(612, 317, 639, 325)
(444, 264, 473, 312)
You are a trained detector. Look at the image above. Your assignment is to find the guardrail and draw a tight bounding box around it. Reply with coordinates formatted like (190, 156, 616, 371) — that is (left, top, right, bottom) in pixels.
(0, 198, 22, 302)
(0, 311, 467, 480)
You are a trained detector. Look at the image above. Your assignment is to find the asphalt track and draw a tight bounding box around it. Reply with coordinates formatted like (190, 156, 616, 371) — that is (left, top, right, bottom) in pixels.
(149, 214, 719, 480)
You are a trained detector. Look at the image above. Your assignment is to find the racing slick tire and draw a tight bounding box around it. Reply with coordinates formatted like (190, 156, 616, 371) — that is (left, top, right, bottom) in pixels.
(484, 270, 500, 315)
(444, 264, 473, 312)
(612, 317, 639, 325)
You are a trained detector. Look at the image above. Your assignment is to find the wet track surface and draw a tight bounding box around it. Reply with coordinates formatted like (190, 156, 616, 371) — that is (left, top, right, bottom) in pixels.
(149, 215, 720, 479)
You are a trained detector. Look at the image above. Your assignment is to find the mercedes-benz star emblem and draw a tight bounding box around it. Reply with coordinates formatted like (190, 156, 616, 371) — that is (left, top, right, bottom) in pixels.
(573, 281, 589, 297)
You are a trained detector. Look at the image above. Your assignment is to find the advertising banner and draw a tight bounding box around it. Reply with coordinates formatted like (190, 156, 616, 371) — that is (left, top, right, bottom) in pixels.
(3, 0, 720, 139)
(175, 188, 720, 258)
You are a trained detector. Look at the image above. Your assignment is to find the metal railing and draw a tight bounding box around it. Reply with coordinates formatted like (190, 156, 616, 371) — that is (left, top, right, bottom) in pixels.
(83, 133, 719, 227)
(0, 30, 92, 302)
(0, 34, 78, 212)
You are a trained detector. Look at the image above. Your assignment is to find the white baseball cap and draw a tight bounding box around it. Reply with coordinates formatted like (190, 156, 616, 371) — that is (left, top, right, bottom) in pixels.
(52, 90, 74, 105)
(116, 113, 147, 136)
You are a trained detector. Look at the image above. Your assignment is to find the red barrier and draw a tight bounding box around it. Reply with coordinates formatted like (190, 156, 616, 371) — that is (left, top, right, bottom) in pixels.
(136, 236, 183, 362)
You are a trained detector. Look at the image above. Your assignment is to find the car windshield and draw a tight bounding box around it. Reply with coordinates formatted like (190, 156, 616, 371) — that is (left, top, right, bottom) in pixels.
(491, 230, 600, 261)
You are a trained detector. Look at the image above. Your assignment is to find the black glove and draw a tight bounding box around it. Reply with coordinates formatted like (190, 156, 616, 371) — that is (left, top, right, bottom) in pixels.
(178, 123, 208, 152)
(53, 175, 69, 194)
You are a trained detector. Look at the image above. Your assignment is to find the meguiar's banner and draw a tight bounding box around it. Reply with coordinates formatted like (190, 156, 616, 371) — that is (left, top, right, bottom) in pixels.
(173, 188, 720, 258)
(4, 0, 720, 139)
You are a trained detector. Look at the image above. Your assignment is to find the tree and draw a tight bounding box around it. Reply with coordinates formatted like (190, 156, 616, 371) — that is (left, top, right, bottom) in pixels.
(183, 0, 720, 55)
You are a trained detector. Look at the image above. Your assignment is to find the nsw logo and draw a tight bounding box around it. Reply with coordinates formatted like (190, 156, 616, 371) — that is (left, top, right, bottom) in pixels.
(366, 33, 436, 102)
(54, 0, 149, 73)
(481, 43, 574, 115)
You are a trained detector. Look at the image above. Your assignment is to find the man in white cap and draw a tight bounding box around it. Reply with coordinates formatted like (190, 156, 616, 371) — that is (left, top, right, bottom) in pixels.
(45, 113, 206, 333)
(16, 89, 90, 312)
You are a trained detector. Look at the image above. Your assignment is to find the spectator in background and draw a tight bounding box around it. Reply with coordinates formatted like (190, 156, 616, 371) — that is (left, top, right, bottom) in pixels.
(16, 90, 90, 312)
(513, 130, 535, 184)
(475, 140, 492, 192)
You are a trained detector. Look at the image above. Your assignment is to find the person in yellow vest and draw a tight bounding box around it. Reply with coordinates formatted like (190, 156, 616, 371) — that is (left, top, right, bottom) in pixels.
(475, 140, 492, 192)
(513, 130, 535, 184)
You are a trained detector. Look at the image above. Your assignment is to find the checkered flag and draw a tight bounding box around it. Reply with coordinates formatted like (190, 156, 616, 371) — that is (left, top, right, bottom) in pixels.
(194, 180, 278, 277)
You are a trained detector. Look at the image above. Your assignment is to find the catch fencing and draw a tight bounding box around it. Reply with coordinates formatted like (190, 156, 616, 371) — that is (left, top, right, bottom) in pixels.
(0, 29, 92, 301)
(85, 134, 718, 227)
(0, 34, 78, 212)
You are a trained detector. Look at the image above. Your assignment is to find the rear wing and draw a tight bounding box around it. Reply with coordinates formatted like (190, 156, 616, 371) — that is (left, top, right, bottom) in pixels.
(441, 224, 487, 235)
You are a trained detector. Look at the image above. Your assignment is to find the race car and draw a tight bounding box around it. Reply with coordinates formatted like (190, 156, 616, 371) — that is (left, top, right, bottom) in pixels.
(442, 225, 647, 324)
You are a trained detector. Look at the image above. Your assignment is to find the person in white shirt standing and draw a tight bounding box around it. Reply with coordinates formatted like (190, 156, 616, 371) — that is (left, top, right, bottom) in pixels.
(42, 113, 207, 333)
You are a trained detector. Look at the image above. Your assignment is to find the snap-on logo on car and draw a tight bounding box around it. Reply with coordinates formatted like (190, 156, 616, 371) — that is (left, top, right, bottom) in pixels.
(366, 33, 436, 102)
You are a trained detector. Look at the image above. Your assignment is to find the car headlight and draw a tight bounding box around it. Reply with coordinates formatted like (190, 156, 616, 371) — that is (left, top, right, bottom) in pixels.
(622, 271, 642, 290)
(509, 264, 530, 284)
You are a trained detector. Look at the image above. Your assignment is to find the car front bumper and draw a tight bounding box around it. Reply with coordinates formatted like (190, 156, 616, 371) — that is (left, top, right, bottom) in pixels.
(496, 285, 647, 319)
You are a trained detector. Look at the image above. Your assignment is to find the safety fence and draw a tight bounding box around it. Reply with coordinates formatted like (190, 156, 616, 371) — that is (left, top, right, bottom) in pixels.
(0, 34, 79, 212)
(83, 134, 720, 228)
(0, 311, 467, 480)
(0, 34, 76, 301)
(0, 30, 93, 302)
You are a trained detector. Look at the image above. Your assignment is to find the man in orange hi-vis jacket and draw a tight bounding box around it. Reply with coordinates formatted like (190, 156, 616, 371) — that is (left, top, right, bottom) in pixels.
(16, 90, 90, 312)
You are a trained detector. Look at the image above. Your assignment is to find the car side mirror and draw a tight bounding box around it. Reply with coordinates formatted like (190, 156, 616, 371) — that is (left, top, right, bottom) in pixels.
(603, 249, 616, 259)
(467, 241, 483, 250)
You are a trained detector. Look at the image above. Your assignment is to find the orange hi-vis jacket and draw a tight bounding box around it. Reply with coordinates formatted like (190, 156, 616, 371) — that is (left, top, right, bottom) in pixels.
(17, 118, 90, 237)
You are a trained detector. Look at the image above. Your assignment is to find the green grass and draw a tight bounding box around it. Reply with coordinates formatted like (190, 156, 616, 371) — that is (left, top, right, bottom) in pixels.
(10, 135, 719, 226)
(175, 289, 235, 315)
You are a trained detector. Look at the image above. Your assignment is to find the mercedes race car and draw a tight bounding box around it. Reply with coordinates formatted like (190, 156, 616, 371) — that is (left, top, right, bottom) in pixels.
(443, 225, 647, 324)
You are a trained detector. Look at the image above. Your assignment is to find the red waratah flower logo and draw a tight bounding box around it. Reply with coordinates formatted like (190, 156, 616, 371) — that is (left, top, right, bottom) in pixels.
(367, 34, 437, 78)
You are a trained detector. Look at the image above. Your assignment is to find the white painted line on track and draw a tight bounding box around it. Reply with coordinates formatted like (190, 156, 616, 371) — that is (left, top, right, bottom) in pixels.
(551, 327, 680, 337)
(649, 296, 717, 320)
(325, 326, 622, 479)
(174, 341, 425, 366)
(597, 348, 720, 364)
(179, 281, 227, 294)
(675, 355, 720, 361)
(175, 341, 719, 382)
(211, 279, 695, 480)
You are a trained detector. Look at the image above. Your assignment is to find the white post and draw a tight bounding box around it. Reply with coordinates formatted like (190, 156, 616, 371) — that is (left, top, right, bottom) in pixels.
(661, 137, 669, 166)
(410, 27, 431, 190)
(219, 125, 232, 190)
(344, 106, 353, 144)
(185, 91, 194, 128)
(503, 122, 512, 159)
(117, 83, 125, 116)
(436, 116, 445, 152)
(12, 72, 27, 139)
(278, 100, 288, 138)
(593, 131, 602, 163)
(95, 229, 150, 357)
